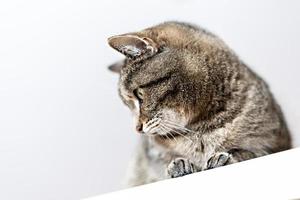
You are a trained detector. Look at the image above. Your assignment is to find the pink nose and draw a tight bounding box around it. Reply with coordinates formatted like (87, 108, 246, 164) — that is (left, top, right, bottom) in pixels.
(136, 123, 144, 133)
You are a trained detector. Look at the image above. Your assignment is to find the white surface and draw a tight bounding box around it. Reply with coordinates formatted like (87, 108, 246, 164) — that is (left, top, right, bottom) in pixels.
(85, 148, 300, 200)
(0, 0, 300, 199)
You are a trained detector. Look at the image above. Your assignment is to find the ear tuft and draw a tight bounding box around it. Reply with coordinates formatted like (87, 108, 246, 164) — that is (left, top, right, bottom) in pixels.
(107, 35, 158, 60)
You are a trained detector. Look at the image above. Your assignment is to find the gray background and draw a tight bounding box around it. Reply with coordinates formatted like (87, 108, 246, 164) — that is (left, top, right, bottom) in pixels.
(0, 0, 299, 199)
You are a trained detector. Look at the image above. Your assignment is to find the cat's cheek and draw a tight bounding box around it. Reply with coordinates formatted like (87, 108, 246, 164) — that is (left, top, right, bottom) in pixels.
(161, 108, 189, 126)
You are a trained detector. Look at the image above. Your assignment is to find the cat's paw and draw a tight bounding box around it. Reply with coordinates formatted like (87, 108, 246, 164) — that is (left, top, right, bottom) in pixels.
(206, 152, 231, 170)
(167, 158, 196, 178)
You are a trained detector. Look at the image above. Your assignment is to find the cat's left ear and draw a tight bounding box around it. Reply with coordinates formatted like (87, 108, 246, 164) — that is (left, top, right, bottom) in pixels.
(107, 34, 158, 60)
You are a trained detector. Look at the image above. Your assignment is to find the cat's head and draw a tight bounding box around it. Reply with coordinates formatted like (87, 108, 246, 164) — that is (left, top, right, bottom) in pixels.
(107, 22, 232, 137)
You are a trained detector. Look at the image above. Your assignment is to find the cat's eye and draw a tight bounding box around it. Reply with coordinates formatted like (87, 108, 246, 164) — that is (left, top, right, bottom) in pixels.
(133, 88, 144, 102)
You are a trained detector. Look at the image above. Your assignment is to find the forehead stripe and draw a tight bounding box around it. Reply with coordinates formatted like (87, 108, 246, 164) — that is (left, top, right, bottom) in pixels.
(139, 74, 172, 89)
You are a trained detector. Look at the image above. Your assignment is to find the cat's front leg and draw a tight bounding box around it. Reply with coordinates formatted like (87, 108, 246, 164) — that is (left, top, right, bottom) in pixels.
(167, 157, 196, 178)
(205, 149, 257, 170)
(205, 152, 231, 170)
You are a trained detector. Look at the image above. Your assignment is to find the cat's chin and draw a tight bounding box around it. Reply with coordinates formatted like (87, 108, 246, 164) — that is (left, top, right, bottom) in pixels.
(142, 127, 163, 136)
(140, 131, 164, 138)
(143, 132, 160, 137)
(147, 131, 179, 140)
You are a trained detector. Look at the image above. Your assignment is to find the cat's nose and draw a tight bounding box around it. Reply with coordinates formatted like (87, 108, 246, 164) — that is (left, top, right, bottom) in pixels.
(136, 123, 144, 133)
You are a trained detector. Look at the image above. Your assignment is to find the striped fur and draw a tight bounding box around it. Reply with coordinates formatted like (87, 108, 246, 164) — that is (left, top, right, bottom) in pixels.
(107, 22, 291, 187)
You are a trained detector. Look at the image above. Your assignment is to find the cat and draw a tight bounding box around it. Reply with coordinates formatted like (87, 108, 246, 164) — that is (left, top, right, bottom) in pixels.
(107, 21, 291, 186)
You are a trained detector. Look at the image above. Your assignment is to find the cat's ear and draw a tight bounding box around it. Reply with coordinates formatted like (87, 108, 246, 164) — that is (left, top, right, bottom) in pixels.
(107, 34, 158, 60)
(108, 60, 124, 74)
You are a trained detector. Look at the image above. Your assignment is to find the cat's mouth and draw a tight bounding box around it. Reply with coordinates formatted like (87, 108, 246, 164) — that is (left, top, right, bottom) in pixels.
(155, 129, 182, 139)
(142, 118, 162, 135)
(144, 127, 181, 139)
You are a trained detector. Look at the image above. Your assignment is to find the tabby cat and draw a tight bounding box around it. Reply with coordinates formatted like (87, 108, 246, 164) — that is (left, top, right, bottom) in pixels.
(107, 22, 291, 186)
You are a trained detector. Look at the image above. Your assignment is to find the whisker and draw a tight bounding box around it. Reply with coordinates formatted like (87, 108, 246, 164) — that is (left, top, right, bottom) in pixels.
(160, 125, 178, 142)
(161, 124, 194, 155)
(163, 120, 196, 134)
(159, 127, 172, 140)
(164, 124, 195, 135)
(145, 119, 160, 132)
(163, 125, 196, 138)
(157, 127, 167, 141)
(161, 123, 193, 142)
(162, 123, 192, 138)
(169, 132, 178, 142)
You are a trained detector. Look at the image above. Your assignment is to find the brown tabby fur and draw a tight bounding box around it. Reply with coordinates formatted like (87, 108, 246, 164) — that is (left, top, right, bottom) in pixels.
(107, 22, 291, 186)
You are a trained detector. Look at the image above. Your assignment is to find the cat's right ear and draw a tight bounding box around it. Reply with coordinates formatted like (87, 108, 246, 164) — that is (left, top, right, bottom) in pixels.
(108, 60, 124, 74)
